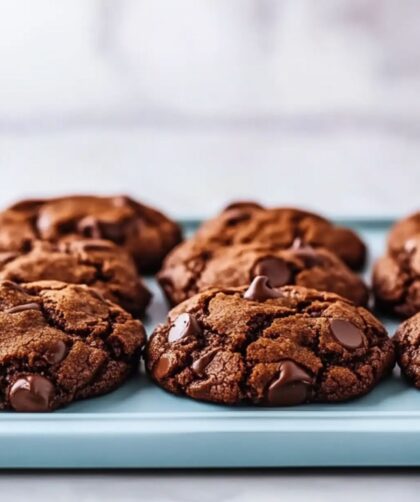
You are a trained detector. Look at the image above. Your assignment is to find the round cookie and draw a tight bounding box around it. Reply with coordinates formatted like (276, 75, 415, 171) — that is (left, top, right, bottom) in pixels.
(192, 203, 366, 270)
(146, 278, 394, 406)
(0, 279, 146, 411)
(388, 212, 420, 256)
(158, 240, 369, 306)
(0, 195, 182, 272)
(373, 236, 420, 318)
(394, 312, 420, 388)
(0, 239, 152, 318)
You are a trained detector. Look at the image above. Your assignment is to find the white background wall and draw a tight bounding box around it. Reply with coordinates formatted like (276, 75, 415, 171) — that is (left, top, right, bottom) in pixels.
(0, 0, 419, 219)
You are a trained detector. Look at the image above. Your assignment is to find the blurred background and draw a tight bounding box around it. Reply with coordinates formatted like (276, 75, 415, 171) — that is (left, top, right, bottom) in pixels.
(0, 0, 419, 219)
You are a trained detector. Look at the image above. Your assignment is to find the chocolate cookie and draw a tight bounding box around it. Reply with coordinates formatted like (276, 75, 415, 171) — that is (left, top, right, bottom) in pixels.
(388, 211, 420, 256)
(192, 203, 366, 270)
(158, 240, 369, 307)
(373, 236, 420, 318)
(0, 239, 151, 317)
(146, 278, 394, 405)
(0, 280, 146, 411)
(0, 195, 182, 272)
(394, 312, 420, 388)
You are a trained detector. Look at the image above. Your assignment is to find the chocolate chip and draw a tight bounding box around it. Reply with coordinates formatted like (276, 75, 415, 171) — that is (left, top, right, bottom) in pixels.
(43, 340, 67, 365)
(329, 319, 364, 349)
(8, 375, 55, 412)
(168, 313, 201, 343)
(6, 303, 41, 314)
(253, 257, 292, 287)
(153, 354, 172, 379)
(267, 360, 313, 406)
(244, 276, 283, 302)
(192, 348, 218, 376)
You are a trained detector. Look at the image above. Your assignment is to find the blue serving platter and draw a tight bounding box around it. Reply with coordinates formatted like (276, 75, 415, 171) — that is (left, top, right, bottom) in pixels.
(0, 219, 418, 469)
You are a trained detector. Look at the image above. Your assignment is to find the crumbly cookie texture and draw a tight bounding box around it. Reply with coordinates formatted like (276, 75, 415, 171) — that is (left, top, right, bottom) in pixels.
(394, 312, 420, 388)
(190, 203, 366, 270)
(146, 278, 394, 406)
(0, 195, 182, 272)
(0, 239, 151, 317)
(0, 280, 146, 411)
(158, 240, 369, 307)
(373, 236, 420, 318)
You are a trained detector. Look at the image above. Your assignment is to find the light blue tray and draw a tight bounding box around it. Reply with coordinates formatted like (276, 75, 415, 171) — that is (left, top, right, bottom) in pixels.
(0, 219, 418, 469)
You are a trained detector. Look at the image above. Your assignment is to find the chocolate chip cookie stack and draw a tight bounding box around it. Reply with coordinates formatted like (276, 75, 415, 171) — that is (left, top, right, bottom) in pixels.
(0, 195, 182, 411)
(148, 202, 396, 405)
(372, 212, 420, 389)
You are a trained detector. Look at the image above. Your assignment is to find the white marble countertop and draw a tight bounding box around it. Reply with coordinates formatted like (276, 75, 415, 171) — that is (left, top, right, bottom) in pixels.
(0, 0, 420, 500)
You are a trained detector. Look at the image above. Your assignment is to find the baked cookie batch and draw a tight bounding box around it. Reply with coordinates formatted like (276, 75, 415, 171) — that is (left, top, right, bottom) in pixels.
(0, 195, 418, 411)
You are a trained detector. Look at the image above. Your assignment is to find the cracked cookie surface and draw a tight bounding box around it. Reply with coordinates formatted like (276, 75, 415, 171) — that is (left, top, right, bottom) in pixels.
(158, 240, 369, 306)
(146, 279, 394, 406)
(0, 195, 182, 272)
(188, 203, 366, 270)
(0, 239, 151, 318)
(394, 312, 420, 388)
(0, 279, 146, 411)
(373, 236, 420, 318)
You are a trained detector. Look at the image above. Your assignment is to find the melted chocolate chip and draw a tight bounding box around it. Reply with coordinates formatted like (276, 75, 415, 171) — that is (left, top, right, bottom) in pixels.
(8, 375, 55, 412)
(253, 257, 292, 287)
(192, 348, 218, 376)
(6, 303, 41, 314)
(153, 355, 172, 379)
(267, 360, 313, 406)
(43, 340, 67, 365)
(329, 319, 364, 349)
(168, 313, 201, 343)
(244, 276, 283, 302)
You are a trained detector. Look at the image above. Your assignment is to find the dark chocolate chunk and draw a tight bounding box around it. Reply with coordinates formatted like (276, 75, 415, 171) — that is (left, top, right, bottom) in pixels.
(42, 340, 67, 365)
(244, 276, 283, 302)
(253, 257, 292, 287)
(153, 354, 172, 379)
(192, 348, 218, 376)
(168, 313, 201, 343)
(8, 375, 55, 412)
(267, 360, 313, 406)
(329, 319, 364, 349)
